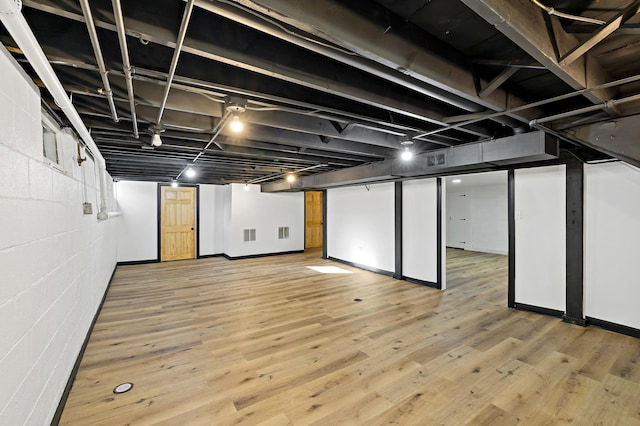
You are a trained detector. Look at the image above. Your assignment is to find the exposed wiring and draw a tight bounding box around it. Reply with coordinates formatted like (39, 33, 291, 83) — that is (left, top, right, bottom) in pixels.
(531, 0, 606, 25)
(216, 0, 359, 56)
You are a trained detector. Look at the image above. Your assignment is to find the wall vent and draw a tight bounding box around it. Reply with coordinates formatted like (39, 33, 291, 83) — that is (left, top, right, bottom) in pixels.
(426, 152, 446, 167)
(243, 229, 256, 242)
(278, 226, 290, 240)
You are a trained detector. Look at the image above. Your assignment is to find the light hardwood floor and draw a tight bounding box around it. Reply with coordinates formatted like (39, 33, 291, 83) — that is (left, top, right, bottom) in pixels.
(60, 249, 640, 425)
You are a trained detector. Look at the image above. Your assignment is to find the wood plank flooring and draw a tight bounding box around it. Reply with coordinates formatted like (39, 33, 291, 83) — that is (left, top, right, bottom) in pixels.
(60, 249, 640, 425)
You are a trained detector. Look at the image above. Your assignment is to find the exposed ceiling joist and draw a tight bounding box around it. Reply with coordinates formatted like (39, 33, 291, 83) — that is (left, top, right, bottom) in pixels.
(229, 0, 537, 123)
(460, 0, 617, 104)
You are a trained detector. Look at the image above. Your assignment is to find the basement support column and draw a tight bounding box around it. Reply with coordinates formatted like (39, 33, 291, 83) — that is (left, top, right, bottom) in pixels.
(322, 190, 328, 260)
(507, 170, 516, 308)
(394, 181, 403, 279)
(436, 178, 443, 290)
(564, 160, 586, 326)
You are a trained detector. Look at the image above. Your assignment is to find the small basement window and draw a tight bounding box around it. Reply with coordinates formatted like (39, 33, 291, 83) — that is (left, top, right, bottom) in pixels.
(42, 125, 58, 164)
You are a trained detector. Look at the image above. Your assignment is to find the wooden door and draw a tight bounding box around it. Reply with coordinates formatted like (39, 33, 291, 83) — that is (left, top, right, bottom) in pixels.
(161, 186, 196, 261)
(305, 191, 323, 249)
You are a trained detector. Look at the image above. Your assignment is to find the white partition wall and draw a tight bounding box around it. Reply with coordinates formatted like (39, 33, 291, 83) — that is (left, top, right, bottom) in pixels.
(585, 162, 640, 330)
(514, 165, 566, 312)
(327, 183, 395, 273)
(225, 183, 304, 258)
(403, 178, 438, 284)
(115, 181, 158, 262)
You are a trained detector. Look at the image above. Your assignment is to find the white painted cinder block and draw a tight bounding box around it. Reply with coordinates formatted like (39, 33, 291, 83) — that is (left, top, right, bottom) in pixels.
(0, 92, 14, 146)
(0, 43, 118, 425)
(28, 159, 53, 201)
(0, 145, 29, 199)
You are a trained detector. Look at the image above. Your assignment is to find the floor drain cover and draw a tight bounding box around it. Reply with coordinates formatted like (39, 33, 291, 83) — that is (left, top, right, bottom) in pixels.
(354, 298, 363, 302)
(113, 383, 134, 394)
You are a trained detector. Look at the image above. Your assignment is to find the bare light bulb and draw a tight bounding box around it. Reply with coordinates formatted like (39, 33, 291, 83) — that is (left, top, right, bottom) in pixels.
(229, 115, 244, 133)
(243, 184, 250, 191)
(170, 181, 178, 188)
(185, 168, 196, 178)
(286, 174, 296, 183)
(151, 133, 162, 147)
(401, 147, 413, 161)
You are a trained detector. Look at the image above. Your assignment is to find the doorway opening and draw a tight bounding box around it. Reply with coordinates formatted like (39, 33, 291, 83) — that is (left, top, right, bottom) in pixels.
(159, 185, 198, 262)
(305, 191, 323, 252)
(444, 171, 509, 295)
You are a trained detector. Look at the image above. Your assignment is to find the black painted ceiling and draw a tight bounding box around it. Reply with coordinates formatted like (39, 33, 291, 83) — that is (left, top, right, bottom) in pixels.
(2, 0, 639, 184)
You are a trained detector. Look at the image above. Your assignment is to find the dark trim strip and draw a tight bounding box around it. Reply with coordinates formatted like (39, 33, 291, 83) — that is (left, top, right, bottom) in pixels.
(327, 256, 395, 277)
(563, 314, 588, 327)
(197, 253, 224, 259)
(117, 259, 159, 266)
(322, 189, 328, 260)
(222, 250, 304, 260)
(565, 160, 585, 326)
(157, 183, 200, 262)
(404, 276, 439, 289)
(394, 181, 403, 280)
(514, 302, 564, 318)
(507, 169, 516, 308)
(51, 265, 117, 426)
(436, 177, 443, 290)
(586, 317, 640, 339)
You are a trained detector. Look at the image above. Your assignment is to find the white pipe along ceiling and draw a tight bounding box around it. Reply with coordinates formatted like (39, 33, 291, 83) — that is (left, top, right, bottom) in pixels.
(0, 0, 113, 218)
(1, 0, 640, 188)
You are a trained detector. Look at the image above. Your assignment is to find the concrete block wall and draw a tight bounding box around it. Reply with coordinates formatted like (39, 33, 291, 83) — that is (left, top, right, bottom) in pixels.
(0, 45, 118, 425)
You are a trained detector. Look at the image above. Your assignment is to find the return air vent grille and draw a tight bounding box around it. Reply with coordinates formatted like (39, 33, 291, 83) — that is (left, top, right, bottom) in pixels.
(426, 152, 446, 167)
(278, 226, 290, 240)
(243, 229, 256, 242)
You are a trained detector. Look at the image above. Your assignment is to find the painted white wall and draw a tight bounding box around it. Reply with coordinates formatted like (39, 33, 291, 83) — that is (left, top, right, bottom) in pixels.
(199, 184, 225, 256)
(226, 183, 304, 257)
(327, 183, 395, 272)
(222, 184, 232, 255)
(446, 173, 508, 255)
(115, 181, 157, 262)
(514, 165, 566, 311)
(0, 45, 117, 426)
(403, 179, 438, 283)
(585, 162, 640, 329)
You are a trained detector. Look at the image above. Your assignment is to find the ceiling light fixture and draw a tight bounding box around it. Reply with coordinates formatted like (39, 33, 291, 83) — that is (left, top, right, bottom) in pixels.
(400, 139, 414, 161)
(286, 174, 296, 183)
(185, 168, 196, 178)
(171, 181, 178, 188)
(229, 114, 244, 133)
(243, 183, 250, 191)
(225, 96, 247, 133)
(151, 132, 162, 147)
(452, 179, 462, 184)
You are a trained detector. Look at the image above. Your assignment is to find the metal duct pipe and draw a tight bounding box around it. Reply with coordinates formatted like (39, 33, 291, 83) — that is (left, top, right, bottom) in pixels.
(78, 0, 119, 123)
(195, 0, 482, 114)
(156, 0, 195, 127)
(530, 93, 640, 127)
(0, 0, 111, 217)
(111, 0, 139, 139)
(197, 0, 527, 130)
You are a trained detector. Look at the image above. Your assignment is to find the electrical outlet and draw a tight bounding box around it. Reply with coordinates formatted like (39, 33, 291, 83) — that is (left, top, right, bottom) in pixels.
(83, 202, 93, 215)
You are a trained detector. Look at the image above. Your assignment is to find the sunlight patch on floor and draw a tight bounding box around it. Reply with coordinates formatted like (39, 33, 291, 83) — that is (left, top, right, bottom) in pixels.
(306, 266, 353, 274)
